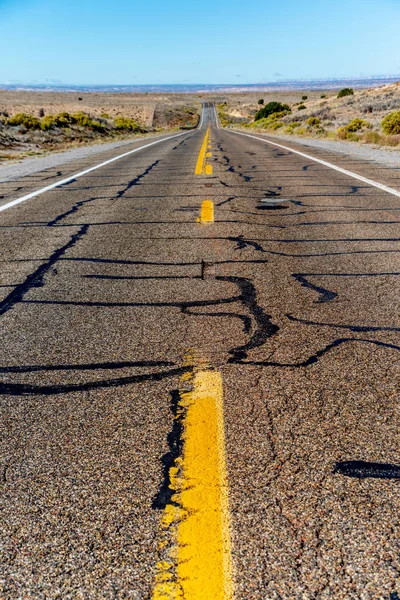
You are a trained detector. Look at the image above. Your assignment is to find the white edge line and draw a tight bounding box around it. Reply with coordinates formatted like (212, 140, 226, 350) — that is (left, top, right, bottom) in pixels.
(227, 129, 400, 199)
(213, 103, 220, 129)
(0, 129, 197, 214)
(199, 102, 204, 129)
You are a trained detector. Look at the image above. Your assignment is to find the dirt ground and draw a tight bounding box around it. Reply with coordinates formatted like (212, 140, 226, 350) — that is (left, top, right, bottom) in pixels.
(0, 92, 202, 163)
(216, 82, 400, 146)
(1, 83, 399, 164)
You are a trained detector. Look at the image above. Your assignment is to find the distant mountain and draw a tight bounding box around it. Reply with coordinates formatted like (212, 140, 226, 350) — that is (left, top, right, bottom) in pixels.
(1, 76, 399, 93)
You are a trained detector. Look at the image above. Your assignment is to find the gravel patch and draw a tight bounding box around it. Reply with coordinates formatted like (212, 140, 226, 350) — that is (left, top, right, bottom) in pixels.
(0, 133, 164, 183)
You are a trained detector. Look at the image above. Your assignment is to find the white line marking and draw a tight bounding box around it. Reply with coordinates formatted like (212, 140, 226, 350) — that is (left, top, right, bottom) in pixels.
(0, 130, 194, 214)
(213, 103, 220, 129)
(228, 130, 400, 199)
(199, 102, 204, 129)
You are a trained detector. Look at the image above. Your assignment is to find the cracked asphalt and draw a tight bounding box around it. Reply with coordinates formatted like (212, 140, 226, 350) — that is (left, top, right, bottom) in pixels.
(0, 103, 399, 599)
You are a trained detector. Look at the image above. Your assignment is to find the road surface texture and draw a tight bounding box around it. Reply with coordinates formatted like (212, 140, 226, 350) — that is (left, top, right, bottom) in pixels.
(0, 103, 399, 599)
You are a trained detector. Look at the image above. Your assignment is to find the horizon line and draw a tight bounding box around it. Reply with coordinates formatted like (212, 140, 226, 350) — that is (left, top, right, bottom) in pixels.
(1, 74, 400, 87)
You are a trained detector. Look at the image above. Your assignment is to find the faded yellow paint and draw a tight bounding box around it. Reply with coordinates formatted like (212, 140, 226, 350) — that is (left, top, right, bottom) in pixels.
(206, 151, 212, 157)
(195, 128, 210, 175)
(152, 364, 234, 600)
(196, 200, 214, 223)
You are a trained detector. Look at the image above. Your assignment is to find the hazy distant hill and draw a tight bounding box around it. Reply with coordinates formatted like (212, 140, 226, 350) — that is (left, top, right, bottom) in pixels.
(1, 76, 400, 94)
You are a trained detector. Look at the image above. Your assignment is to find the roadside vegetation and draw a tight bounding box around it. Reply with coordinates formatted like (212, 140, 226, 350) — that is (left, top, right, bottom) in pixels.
(0, 104, 200, 162)
(219, 82, 400, 149)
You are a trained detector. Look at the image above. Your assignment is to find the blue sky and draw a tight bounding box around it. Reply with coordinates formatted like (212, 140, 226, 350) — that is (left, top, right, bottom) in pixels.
(1, 0, 400, 84)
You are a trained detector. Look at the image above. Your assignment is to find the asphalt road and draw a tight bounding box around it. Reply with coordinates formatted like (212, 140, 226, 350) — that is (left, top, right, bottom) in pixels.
(0, 103, 400, 599)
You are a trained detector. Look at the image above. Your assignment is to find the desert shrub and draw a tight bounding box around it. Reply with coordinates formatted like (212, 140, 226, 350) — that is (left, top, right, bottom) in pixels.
(217, 111, 231, 127)
(251, 112, 288, 129)
(269, 121, 284, 130)
(337, 88, 354, 98)
(346, 132, 360, 141)
(307, 117, 320, 126)
(337, 118, 371, 140)
(321, 94, 326, 98)
(39, 111, 106, 131)
(89, 120, 106, 132)
(284, 122, 301, 134)
(297, 104, 306, 110)
(40, 115, 57, 130)
(114, 116, 140, 131)
(71, 111, 92, 126)
(8, 113, 40, 129)
(302, 95, 308, 101)
(258, 98, 264, 105)
(383, 134, 400, 146)
(381, 111, 400, 135)
(40, 112, 73, 129)
(100, 112, 111, 118)
(55, 112, 73, 126)
(254, 101, 290, 121)
(39, 108, 45, 118)
(363, 131, 381, 144)
(296, 127, 306, 135)
(345, 118, 372, 132)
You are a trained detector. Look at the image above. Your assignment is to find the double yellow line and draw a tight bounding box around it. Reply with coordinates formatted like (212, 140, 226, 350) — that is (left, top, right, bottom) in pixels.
(152, 363, 234, 599)
(195, 127, 213, 175)
(195, 128, 214, 223)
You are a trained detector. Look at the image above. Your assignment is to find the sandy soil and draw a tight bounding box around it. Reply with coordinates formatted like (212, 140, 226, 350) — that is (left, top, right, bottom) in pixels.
(0, 92, 201, 163)
(216, 82, 400, 147)
(0, 90, 203, 126)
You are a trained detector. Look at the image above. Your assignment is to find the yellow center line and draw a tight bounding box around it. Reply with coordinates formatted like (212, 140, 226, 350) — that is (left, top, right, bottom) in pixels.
(194, 128, 210, 175)
(196, 200, 214, 223)
(152, 364, 234, 600)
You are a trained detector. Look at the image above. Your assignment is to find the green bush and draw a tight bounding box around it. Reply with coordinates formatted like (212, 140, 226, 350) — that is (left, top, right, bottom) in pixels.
(297, 105, 306, 111)
(89, 120, 106, 132)
(337, 88, 354, 98)
(250, 112, 287, 129)
(71, 111, 92, 126)
(8, 113, 40, 129)
(100, 112, 111, 119)
(257, 98, 264, 105)
(40, 111, 106, 131)
(381, 111, 400, 135)
(321, 94, 327, 98)
(307, 117, 320, 126)
(269, 121, 284, 130)
(344, 118, 372, 132)
(40, 116, 57, 130)
(284, 122, 301, 134)
(254, 101, 290, 121)
(114, 116, 140, 131)
(302, 95, 308, 101)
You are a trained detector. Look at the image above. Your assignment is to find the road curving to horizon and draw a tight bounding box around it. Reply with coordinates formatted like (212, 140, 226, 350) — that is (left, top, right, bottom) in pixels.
(0, 102, 399, 599)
